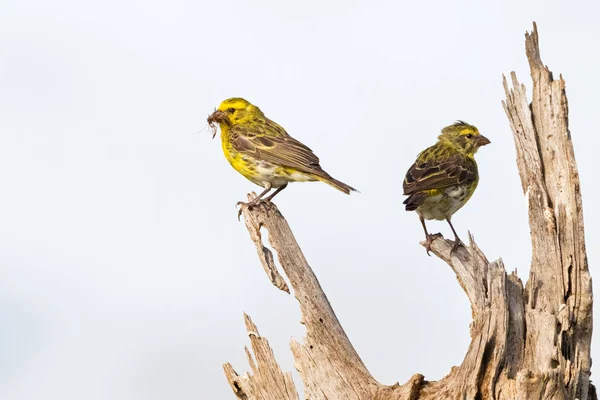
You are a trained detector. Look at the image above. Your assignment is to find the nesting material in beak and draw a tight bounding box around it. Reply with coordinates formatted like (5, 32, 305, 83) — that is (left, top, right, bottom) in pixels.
(207, 109, 227, 139)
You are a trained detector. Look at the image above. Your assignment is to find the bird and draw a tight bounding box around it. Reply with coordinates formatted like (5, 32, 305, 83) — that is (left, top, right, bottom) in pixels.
(207, 98, 357, 212)
(403, 121, 490, 255)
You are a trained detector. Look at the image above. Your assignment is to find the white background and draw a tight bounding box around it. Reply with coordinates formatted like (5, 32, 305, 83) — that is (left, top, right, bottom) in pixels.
(1, 0, 598, 398)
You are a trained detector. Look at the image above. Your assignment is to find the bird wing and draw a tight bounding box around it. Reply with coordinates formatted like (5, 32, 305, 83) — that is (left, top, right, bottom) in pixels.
(403, 151, 477, 195)
(229, 123, 326, 176)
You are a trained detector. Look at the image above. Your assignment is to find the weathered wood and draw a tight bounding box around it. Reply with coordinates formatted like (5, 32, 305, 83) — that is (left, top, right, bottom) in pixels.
(235, 194, 381, 399)
(223, 314, 299, 400)
(502, 22, 593, 399)
(228, 194, 427, 400)
(223, 23, 593, 400)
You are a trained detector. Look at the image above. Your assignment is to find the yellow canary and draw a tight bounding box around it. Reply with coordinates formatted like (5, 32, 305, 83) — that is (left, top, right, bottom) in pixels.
(207, 98, 356, 208)
(403, 121, 490, 254)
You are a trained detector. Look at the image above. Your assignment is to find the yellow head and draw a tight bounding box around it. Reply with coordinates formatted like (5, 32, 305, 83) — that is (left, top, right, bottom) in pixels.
(438, 121, 491, 155)
(207, 97, 264, 137)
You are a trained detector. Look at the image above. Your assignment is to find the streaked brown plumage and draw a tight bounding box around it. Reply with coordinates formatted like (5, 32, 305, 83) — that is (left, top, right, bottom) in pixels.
(403, 121, 490, 254)
(207, 98, 356, 215)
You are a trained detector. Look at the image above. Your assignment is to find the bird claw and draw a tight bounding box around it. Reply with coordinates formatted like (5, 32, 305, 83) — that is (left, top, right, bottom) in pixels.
(236, 203, 248, 221)
(424, 233, 443, 256)
(450, 238, 465, 255)
(236, 200, 254, 221)
(236, 198, 271, 221)
(425, 245, 433, 257)
(257, 199, 270, 210)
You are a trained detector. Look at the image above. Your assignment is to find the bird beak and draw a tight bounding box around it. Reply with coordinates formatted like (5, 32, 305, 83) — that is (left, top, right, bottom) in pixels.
(207, 109, 227, 139)
(476, 135, 491, 147)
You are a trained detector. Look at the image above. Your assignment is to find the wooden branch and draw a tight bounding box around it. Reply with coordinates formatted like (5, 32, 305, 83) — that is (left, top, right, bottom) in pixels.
(502, 22, 593, 400)
(222, 23, 594, 400)
(236, 194, 418, 399)
(223, 313, 299, 400)
(418, 237, 528, 399)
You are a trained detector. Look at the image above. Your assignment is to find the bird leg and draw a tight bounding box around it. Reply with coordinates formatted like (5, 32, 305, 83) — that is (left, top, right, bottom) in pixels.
(263, 184, 287, 203)
(446, 217, 464, 254)
(236, 183, 272, 219)
(420, 216, 442, 256)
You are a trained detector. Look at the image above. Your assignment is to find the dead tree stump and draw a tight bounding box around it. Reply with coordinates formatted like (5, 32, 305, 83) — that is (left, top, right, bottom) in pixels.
(222, 23, 593, 400)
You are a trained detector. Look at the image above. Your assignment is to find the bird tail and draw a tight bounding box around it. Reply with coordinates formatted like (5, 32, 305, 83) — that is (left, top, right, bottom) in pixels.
(314, 173, 358, 194)
(403, 192, 427, 211)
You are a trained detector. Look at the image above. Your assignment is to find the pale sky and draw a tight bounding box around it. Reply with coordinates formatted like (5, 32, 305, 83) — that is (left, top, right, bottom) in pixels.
(1, 0, 598, 399)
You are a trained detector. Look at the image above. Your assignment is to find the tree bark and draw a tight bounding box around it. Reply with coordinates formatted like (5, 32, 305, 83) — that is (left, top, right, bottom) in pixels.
(222, 23, 594, 400)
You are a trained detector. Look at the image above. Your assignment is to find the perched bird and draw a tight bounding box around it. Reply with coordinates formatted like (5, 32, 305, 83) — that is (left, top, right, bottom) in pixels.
(207, 98, 356, 211)
(403, 121, 490, 254)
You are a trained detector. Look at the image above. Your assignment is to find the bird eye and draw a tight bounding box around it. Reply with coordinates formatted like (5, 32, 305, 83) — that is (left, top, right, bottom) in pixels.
(227, 108, 236, 113)
(465, 134, 473, 139)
